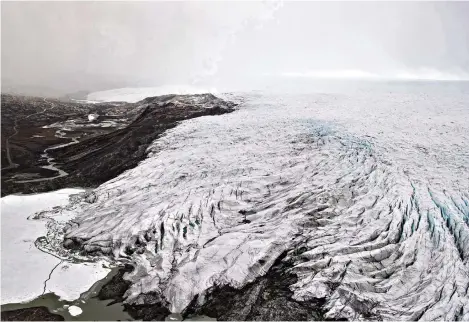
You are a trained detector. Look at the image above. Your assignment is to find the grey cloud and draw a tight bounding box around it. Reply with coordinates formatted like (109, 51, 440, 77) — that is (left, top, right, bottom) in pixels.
(2, 1, 468, 96)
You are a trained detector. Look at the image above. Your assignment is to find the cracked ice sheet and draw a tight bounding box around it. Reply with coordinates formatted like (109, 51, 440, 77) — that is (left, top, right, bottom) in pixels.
(41, 87, 469, 319)
(0, 189, 110, 304)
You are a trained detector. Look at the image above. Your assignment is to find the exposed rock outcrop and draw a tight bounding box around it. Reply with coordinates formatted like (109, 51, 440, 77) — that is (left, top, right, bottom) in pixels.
(1, 93, 235, 196)
(1, 306, 64, 321)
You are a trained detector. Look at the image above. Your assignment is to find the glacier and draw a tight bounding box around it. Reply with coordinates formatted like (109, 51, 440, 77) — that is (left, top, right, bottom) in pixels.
(39, 82, 469, 320)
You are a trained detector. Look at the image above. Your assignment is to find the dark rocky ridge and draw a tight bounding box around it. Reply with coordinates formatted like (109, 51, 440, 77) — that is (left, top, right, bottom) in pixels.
(47, 94, 235, 190)
(96, 264, 172, 320)
(1, 93, 235, 196)
(183, 251, 330, 321)
(90, 252, 335, 321)
(1, 93, 136, 195)
(1, 306, 64, 321)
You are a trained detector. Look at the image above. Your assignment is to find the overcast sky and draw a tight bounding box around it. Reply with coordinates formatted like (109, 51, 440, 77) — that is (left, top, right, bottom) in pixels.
(2, 1, 469, 95)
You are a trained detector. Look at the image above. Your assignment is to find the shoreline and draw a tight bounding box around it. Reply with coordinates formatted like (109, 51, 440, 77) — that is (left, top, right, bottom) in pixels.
(1, 268, 131, 321)
(1, 189, 114, 319)
(1, 93, 237, 320)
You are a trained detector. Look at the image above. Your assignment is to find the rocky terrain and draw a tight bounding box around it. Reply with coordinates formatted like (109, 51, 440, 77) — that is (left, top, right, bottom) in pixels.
(1, 93, 235, 196)
(1, 92, 236, 321)
(1, 306, 64, 321)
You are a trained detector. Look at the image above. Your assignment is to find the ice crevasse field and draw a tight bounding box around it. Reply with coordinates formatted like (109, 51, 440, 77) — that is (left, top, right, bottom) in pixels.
(25, 81, 469, 319)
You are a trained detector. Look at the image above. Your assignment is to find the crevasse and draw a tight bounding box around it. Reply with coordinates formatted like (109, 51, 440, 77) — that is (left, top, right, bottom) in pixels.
(39, 87, 469, 320)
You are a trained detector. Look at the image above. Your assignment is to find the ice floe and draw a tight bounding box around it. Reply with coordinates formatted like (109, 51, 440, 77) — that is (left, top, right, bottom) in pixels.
(67, 305, 82, 316)
(1, 189, 110, 304)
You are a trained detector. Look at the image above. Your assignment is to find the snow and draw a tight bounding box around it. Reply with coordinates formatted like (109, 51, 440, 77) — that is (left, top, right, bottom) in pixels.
(39, 83, 469, 319)
(88, 114, 98, 122)
(44, 261, 110, 301)
(87, 85, 218, 103)
(282, 69, 380, 79)
(68, 305, 83, 316)
(280, 68, 469, 81)
(394, 68, 469, 81)
(0, 189, 110, 304)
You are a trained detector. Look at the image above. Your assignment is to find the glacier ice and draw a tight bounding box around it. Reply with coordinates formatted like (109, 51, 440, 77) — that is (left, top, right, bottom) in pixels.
(40, 86, 469, 320)
(67, 305, 83, 316)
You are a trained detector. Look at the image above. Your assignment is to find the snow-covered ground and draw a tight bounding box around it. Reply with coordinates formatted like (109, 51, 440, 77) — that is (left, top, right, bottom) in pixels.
(1, 189, 110, 304)
(38, 81, 469, 320)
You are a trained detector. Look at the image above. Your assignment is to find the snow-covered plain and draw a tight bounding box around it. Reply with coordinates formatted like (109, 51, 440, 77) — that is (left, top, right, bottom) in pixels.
(42, 82, 469, 320)
(1, 189, 110, 304)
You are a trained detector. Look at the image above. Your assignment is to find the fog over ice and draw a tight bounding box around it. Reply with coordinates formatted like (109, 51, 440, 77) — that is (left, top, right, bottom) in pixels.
(2, 1, 469, 96)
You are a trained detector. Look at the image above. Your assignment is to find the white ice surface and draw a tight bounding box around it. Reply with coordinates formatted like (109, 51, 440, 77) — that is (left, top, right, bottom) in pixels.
(88, 114, 98, 122)
(280, 68, 469, 81)
(68, 305, 82, 316)
(1, 189, 110, 304)
(42, 83, 469, 319)
(87, 85, 218, 103)
(44, 261, 109, 302)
